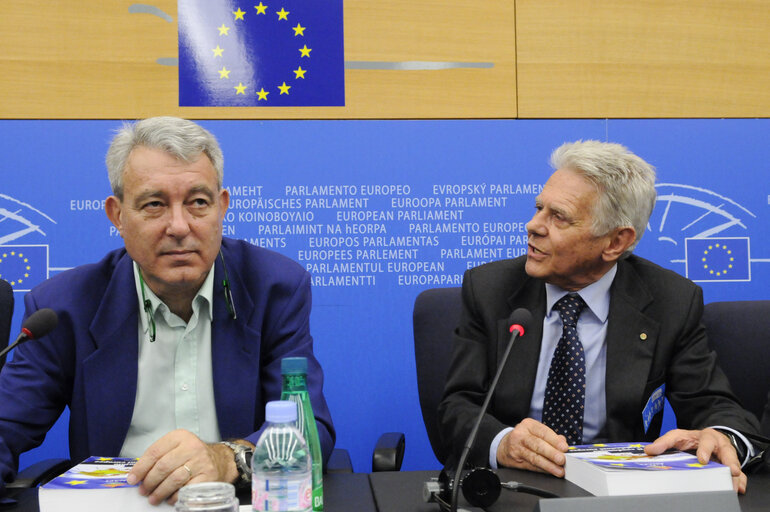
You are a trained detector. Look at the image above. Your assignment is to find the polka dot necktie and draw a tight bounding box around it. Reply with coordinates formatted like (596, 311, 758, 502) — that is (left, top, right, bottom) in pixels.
(542, 293, 587, 445)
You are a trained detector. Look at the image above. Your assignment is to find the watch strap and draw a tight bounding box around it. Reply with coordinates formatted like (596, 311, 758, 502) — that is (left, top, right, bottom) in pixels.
(220, 441, 253, 488)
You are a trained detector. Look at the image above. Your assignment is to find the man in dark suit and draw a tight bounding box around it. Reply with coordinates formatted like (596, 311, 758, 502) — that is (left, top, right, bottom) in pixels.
(438, 140, 759, 493)
(0, 117, 334, 503)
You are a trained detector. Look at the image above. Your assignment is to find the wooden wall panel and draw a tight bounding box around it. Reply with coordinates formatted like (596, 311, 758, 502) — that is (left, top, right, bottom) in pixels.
(3, 1, 768, 119)
(0, 1, 516, 119)
(516, 0, 770, 118)
(1, 2, 177, 119)
(343, 2, 516, 119)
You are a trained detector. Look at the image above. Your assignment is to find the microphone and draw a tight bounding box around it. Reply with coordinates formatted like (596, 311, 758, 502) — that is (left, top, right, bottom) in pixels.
(427, 308, 532, 512)
(0, 308, 59, 360)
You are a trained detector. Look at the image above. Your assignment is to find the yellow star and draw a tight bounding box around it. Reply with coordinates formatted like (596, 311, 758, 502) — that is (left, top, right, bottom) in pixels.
(79, 469, 127, 477)
(256, 88, 269, 101)
(233, 8, 246, 20)
(234, 82, 247, 94)
(218, 24, 230, 36)
(276, 7, 289, 20)
(299, 45, 312, 57)
(292, 23, 305, 36)
(65, 480, 88, 486)
(278, 82, 291, 95)
(212, 45, 225, 57)
(687, 462, 706, 468)
(293, 66, 306, 79)
(254, 2, 268, 14)
(218, 66, 231, 79)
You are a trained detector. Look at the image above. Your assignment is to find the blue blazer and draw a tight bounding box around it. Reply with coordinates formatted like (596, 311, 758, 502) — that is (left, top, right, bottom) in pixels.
(0, 238, 335, 486)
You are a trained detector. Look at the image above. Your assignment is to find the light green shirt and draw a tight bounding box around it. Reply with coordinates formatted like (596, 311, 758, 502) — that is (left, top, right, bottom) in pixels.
(119, 262, 221, 457)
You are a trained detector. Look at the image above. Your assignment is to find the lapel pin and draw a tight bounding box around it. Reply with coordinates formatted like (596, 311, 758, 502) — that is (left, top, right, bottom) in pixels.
(639, 332, 648, 341)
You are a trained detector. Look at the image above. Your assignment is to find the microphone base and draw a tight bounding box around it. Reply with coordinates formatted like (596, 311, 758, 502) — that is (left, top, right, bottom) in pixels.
(430, 466, 502, 510)
(461, 467, 501, 508)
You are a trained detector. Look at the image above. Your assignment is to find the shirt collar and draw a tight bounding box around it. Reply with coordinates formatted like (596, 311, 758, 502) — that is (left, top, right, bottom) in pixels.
(133, 261, 215, 333)
(545, 264, 617, 323)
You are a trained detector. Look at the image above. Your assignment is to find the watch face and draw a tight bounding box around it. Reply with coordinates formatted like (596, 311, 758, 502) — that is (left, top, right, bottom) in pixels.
(221, 441, 253, 484)
(237, 449, 250, 465)
(232, 447, 252, 487)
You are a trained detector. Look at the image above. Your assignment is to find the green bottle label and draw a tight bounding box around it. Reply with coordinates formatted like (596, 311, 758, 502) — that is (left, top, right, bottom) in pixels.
(282, 375, 323, 511)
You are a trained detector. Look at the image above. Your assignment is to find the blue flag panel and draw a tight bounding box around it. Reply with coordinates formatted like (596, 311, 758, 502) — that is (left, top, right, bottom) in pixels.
(685, 237, 750, 282)
(0, 245, 48, 292)
(178, 0, 345, 107)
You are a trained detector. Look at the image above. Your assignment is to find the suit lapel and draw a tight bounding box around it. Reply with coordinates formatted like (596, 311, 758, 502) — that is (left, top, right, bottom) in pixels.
(604, 259, 660, 440)
(83, 254, 139, 455)
(210, 245, 262, 440)
(494, 278, 547, 421)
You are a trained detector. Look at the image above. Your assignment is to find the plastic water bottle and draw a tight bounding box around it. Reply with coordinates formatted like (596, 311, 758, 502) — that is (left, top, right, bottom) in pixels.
(252, 400, 312, 512)
(280, 357, 323, 511)
(175, 482, 239, 512)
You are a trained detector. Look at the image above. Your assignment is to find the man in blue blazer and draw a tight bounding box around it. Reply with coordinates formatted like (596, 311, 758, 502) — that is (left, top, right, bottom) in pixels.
(0, 117, 334, 504)
(439, 141, 760, 493)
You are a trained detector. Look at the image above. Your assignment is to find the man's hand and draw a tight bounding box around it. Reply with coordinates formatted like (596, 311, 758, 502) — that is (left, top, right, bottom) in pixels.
(127, 429, 238, 505)
(646, 428, 747, 494)
(496, 418, 570, 477)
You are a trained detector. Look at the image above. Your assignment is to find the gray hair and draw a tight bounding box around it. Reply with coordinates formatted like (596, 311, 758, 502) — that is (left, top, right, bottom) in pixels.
(105, 116, 224, 199)
(550, 140, 656, 254)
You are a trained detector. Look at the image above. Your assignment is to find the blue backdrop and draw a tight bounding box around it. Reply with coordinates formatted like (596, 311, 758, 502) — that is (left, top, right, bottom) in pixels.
(1, 119, 768, 473)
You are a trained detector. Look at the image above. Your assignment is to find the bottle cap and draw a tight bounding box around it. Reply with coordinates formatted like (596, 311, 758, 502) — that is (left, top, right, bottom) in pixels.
(265, 400, 298, 423)
(281, 356, 308, 375)
(177, 482, 235, 507)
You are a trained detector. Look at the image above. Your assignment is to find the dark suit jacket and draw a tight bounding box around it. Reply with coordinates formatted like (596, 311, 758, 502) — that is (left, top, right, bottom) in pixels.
(438, 254, 760, 467)
(0, 237, 335, 487)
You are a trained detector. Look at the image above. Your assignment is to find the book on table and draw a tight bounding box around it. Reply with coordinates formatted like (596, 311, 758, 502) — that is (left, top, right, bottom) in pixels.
(564, 442, 733, 496)
(38, 456, 172, 511)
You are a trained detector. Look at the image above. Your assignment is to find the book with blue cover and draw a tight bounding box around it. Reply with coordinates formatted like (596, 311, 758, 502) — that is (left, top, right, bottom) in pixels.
(564, 442, 733, 496)
(39, 456, 172, 511)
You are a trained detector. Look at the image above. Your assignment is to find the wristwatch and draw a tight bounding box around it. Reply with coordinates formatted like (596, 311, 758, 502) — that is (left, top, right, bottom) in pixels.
(220, 441, 253, 488)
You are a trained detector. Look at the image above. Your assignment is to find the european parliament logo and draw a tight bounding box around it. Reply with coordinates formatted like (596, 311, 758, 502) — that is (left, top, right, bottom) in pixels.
(0, 245, 48, 292)
(178, 0, 345, 106)
(685, 237, 750, 282)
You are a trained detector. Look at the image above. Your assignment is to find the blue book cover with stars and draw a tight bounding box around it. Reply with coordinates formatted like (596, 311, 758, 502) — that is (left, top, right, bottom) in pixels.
(178, 0, 345, 107)
(41, 457, 138, 490)
(566, 443, 727, 471)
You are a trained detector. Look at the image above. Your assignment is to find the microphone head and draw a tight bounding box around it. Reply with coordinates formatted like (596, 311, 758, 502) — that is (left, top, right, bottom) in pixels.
(21, 308, 59, 340)
(508, 308, 533, 336)
(462, 467, 502, 508)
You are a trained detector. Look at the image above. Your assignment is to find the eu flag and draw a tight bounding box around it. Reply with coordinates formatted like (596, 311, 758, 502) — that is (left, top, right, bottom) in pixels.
(685, 237, 750, 282)
(178, 0, 345, 107)
(0, 245, 48, 292)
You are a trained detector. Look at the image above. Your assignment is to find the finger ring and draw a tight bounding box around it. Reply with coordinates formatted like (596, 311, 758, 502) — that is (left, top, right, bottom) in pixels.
(183, 464, 192, 480)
